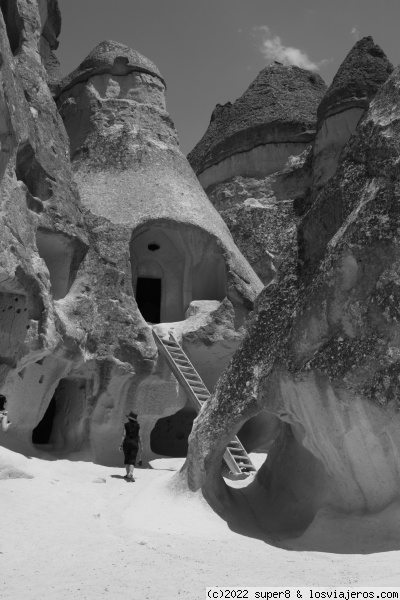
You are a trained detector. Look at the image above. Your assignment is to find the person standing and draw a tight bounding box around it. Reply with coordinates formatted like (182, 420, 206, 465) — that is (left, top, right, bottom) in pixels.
(0, 395, 11, 432)
(119, 411, 142, 481)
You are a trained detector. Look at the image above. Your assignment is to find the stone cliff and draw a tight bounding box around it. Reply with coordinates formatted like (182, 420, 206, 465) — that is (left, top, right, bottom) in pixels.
(188, 65, 327, 283)
(185, 59, 400, 544)
(0, 2, 262, 468)
(312, 36, 393, 196)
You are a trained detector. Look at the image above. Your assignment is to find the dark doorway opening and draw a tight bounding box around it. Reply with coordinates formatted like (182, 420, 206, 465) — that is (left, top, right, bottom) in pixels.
(150, 406, 197, 457)
(136, 277, 161, 323)
(32, 396, 56, 444)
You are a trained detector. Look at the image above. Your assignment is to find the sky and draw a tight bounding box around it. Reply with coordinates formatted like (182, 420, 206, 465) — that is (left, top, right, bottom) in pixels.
(57, 0, 400, 155)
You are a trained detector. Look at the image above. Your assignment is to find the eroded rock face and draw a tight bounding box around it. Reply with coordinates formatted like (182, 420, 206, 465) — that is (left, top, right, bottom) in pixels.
(188, 64, 326, 190)
(0, 7, 262, 468)
(0, 0, 91, 457)
(57, 40, 262, 320)
(51, 39, 260, 464)
(312, 37, 393, 194)
(189, 65, 325, 283)
(206, 149, 312, 283)
(185, 65, 400, 543)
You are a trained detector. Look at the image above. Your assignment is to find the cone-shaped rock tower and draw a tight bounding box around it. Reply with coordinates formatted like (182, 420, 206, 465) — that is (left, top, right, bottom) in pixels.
(188, 64, 326, 190)
(312, 36, 393, 193)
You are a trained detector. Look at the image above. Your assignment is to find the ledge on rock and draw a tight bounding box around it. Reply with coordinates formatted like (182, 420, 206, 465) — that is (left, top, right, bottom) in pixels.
(188, 64, 326, 177)
(59, 39, 165, 95)
(317, 36, 393, 124)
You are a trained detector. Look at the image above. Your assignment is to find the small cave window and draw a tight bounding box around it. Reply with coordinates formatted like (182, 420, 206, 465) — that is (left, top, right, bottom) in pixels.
(147, 243, 160, 252)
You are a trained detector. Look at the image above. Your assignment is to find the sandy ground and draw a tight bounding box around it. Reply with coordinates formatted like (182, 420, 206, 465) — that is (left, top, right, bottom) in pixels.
(1, 451, 400, 600)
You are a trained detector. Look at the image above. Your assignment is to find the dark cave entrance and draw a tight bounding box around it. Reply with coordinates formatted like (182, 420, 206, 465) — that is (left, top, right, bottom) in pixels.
(150, 404, 197, 457)
(32, 396, 56, 444)
(32, 379, 88, 451)
(135, 277, 161, 324)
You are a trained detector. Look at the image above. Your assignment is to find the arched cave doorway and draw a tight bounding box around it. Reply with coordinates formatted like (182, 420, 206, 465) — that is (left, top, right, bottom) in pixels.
(150, 401, 198, 457)
(130, 224, 227, 324)
(32, 378, 88, 452)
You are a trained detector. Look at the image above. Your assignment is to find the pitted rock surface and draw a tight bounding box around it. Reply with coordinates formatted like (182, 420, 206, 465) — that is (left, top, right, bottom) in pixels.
(185, 64, 400, 541)
(0, 2, 261, 470)
(312, 37, 393, 195)
(188, 64, 326, 178)
(60, 39, 165, 94)
(317, 36, 393, 123)
(57, 41, 262, 308)
(206, 149, 312, 283)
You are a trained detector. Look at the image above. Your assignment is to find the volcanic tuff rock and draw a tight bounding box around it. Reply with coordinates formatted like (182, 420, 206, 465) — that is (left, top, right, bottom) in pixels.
(0, 0, 90, 455)
(206, 148, 313, 283)
(60, 39, 165, 93)
(301, 39, 394, 278)
(185, 64, 400, 544)
(57, 40, 261, 311)
(54, 38, 261, 464)
(188, 64, 326, 190)
(312, 37, 393, 194)
(0, 2, 262, 468)
(189, 65, 325, 283)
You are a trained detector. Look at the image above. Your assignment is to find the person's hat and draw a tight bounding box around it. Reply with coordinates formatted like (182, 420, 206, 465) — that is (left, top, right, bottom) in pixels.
(126, 411, 138, 421)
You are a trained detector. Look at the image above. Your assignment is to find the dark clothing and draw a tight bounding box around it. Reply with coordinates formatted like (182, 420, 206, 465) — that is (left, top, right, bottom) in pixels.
(123, 420, 140, 465)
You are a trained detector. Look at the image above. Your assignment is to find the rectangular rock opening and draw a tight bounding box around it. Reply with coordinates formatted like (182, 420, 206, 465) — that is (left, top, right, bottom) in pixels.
(135, 277, 161, 324)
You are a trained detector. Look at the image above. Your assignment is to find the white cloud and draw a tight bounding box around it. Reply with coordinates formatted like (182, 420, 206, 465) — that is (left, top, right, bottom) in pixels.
(351, 26, 360, 41)
(255, 26, 325, 72)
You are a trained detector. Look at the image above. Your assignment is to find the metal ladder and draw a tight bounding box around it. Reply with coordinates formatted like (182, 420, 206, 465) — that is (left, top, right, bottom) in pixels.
(153, 330, 256, 476)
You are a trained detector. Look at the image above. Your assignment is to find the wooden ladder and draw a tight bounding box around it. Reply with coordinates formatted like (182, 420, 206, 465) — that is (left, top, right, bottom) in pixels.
(153, 330, 256, 476)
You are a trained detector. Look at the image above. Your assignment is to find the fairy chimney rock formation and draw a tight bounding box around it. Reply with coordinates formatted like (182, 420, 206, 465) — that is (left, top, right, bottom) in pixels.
(57, 40, 262, 320)
(188, 64, 326, 190)
(186, 63, 400, 548)
(187, 65, 326, 283)
(312, 36, 393, 193)
(0, 7, 261, 472)
(54, 40, 262, 464)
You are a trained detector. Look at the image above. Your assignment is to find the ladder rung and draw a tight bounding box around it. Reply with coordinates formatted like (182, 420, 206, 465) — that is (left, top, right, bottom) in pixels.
(155, 330, 258, 474)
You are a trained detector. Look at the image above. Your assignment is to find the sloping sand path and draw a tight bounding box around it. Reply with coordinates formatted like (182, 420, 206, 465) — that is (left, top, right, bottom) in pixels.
(0, 452, 399, 600)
